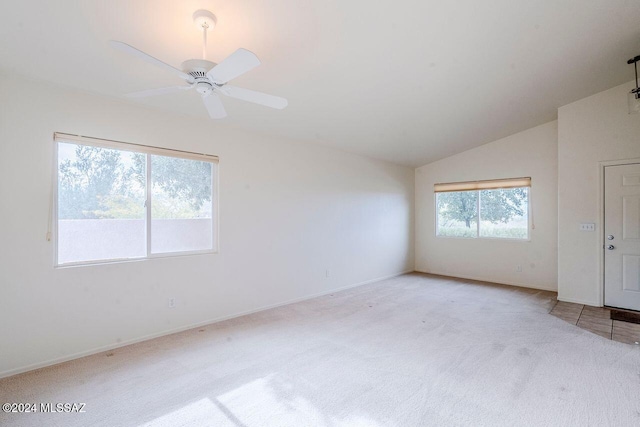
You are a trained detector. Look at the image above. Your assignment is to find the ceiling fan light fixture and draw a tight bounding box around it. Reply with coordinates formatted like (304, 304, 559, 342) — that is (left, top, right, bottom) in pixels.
(627, 55, 640, 115)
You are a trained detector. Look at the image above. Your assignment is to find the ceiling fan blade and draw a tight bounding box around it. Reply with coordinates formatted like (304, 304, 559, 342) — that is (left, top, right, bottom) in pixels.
(202, 93, 227, 119)
(220, 85, 288, 109)
(109, 40, 194, 83)
(125, 85, 192, 98)
(206, 48, 260, 84)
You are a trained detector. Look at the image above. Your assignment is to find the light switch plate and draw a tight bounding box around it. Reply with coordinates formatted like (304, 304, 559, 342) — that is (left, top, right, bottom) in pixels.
(580, 223, 596, 232)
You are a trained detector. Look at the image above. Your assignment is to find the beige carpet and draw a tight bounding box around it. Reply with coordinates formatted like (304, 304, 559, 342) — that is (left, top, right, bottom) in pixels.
(1, 273, 640, 427)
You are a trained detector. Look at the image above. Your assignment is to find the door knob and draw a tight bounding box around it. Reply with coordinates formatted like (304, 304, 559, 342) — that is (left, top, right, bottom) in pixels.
(607, 245, 615, 250)
(607, 235, 614, 240)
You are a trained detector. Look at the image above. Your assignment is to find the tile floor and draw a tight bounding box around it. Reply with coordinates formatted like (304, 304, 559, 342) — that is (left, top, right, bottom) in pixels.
(550, 300, 640, 345)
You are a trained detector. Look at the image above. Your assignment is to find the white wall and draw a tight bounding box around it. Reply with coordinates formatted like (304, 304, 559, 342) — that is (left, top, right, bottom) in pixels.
(415, 121, 558, 291)
(0, 74, 414, 377)
(558, 81, 640, 306)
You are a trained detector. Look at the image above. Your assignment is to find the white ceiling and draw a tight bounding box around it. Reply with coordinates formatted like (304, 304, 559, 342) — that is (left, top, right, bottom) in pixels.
(1, 1, 639, 166)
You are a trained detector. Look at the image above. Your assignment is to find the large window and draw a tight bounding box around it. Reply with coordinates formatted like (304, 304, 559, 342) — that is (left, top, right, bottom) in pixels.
(435, 178, 530, 240)
(55, 133, 217, 266)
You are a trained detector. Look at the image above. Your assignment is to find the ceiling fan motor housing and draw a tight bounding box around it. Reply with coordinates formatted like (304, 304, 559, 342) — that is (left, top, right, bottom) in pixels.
(182, 59, 218, 95)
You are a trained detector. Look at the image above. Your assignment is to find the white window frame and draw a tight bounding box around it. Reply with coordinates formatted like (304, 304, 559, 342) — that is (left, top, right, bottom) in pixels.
(434, 183, 532, 242)
(53, 132, 219, 267)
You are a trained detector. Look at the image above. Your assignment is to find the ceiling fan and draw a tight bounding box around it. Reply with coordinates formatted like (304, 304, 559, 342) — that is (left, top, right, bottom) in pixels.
(110, 10, 287, 119)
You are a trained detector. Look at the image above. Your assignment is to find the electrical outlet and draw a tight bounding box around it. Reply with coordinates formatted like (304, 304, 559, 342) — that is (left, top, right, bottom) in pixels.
(168, 298, 176, 309)
(580, 223, 596, 232)
(516, 265, 522, 272)
(325, 269, 330, 278)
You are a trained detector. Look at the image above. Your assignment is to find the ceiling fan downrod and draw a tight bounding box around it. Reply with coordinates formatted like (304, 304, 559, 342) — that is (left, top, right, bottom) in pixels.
(627, 55, 640, 97)
(202, 22, 208, 60)
(193, 10, 217, 60)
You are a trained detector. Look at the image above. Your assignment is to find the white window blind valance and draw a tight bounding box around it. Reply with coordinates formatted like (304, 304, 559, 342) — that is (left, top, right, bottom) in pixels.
(54, 132, 219, 163)
(434, 177, 531, 193)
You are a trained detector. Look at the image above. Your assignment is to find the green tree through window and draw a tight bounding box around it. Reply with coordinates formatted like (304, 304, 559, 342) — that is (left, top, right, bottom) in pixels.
(58, 145, 142, 219)
(58, 145, 212, 220)
(437, 187, 528, 239)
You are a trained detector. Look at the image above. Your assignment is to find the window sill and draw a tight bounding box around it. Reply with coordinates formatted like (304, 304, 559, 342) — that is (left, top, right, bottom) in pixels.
(54, 249, 218, 269)
(435, 235, 531, 242)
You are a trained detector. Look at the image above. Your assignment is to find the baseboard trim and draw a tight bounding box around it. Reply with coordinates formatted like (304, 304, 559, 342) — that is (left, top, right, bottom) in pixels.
(0, 269, 414, 379)
(416, 269, 557, 292)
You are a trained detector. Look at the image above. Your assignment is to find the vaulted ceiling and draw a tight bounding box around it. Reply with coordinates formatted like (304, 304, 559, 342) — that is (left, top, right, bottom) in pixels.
(1, 0, 639, 166)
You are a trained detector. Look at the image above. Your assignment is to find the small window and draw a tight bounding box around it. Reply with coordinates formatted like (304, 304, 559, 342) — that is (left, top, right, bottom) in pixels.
(55, 134, 217, 266)
(435, 178, 530, 240)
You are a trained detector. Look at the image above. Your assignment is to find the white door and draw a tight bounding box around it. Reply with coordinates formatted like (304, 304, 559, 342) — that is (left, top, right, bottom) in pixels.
(604, 163, 640, 311)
